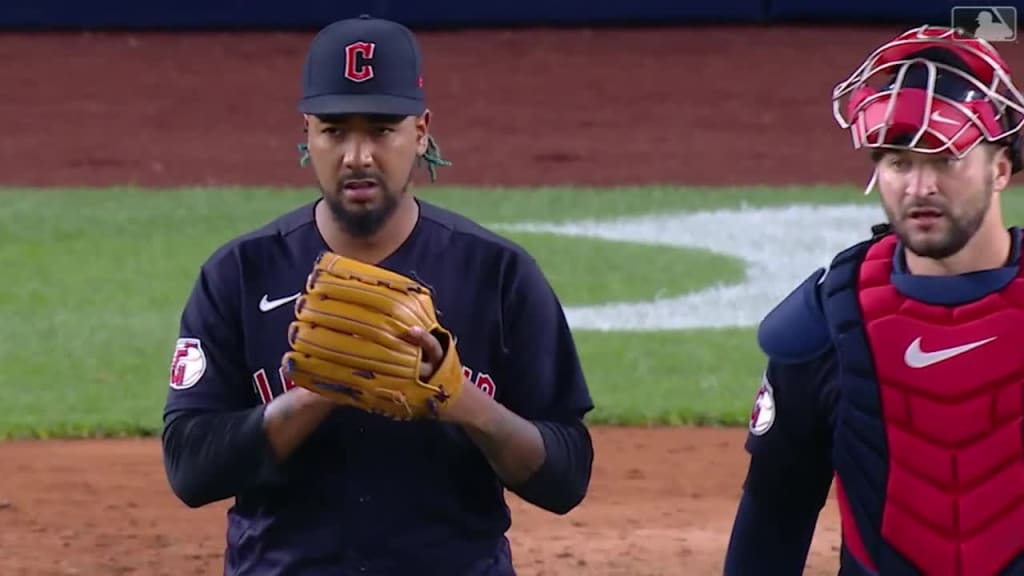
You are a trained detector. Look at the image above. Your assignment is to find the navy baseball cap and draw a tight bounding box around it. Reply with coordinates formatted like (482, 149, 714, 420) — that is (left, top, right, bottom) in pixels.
(299, 15, 426, 117)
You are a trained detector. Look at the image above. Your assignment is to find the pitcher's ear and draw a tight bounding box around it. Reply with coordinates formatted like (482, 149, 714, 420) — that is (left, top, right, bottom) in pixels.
(298, 115, 312, 167)
(416, 110, 431, 155)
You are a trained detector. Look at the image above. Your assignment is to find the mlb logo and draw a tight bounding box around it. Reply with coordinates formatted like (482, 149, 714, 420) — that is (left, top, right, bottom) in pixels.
(951, 6, 1018, 42)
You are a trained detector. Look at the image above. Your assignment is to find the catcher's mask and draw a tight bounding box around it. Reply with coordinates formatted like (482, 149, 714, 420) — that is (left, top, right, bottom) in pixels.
(831, 25, 1024, 194)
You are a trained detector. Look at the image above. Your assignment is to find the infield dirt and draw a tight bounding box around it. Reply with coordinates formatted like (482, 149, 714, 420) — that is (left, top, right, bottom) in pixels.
(7, 24, 1019, 574)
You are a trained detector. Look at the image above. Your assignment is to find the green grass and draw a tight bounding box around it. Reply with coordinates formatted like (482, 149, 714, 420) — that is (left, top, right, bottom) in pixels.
(5, 184, 1024, 438)
(502, 231, 746, 305)
(574, 328, 763, 425)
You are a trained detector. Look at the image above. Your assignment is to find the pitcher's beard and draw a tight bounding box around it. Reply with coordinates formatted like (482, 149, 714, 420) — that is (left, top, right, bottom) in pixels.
(321, 166, 415, 238)
(323, 190, 401, 238)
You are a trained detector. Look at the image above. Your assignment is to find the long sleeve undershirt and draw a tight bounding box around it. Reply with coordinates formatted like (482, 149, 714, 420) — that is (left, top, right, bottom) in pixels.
(162, 408, 593, 513)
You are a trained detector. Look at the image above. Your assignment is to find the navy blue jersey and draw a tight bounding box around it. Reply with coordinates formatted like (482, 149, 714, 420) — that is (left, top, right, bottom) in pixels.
(725, 228, 1024, 576)
(163, 198, 593, 575)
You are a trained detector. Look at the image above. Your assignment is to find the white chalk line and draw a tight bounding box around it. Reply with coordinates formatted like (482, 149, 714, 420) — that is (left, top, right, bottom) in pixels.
(493, 203, 884, 331)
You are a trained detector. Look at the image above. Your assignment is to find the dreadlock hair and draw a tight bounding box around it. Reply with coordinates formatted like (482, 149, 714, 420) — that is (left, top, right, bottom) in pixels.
(419, 134, 452, 182)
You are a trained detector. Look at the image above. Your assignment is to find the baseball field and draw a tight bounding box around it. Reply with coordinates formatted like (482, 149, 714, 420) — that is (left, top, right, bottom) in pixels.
(4, 25, 1024, 575)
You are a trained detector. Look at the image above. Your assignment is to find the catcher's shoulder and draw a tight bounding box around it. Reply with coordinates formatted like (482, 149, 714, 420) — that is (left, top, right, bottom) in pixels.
(757, 266, 833, 365)
(758, 230, 886, 365)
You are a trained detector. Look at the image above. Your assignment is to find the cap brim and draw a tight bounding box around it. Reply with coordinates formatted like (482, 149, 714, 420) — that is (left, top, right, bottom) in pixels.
(298, 94, 425, 116)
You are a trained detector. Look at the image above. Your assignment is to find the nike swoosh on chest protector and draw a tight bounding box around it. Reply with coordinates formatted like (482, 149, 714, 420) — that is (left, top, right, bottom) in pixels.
(903, 336, 998, 368)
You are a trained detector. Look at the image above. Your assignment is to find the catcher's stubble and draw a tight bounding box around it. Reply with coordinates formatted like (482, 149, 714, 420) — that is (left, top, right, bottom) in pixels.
(306, 113, 429, 240)
(875, 144, 1010, 272)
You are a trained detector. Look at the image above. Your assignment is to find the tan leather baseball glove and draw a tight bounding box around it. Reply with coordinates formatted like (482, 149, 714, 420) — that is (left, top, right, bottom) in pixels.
(281, 252, 463, 420)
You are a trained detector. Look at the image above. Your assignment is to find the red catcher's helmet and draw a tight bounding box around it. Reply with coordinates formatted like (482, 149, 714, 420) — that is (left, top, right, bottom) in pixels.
(832, 25, 1024, 174)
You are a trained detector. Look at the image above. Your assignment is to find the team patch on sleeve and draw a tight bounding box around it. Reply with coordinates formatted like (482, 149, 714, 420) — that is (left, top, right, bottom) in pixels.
(169, 338, 207, 390)
(748, 372, 776, 436)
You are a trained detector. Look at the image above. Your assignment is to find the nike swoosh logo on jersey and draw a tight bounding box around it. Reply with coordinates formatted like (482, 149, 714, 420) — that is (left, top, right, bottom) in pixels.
(903, 335, 997, 368)
(259, 292, 301, 313)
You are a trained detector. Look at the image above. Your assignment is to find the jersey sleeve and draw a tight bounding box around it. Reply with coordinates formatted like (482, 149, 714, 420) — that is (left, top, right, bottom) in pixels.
(742, 352, 836, 502)
(163, 255, 256, 417)
(725, 353, 837, 574)
(495, 251, 594, 422)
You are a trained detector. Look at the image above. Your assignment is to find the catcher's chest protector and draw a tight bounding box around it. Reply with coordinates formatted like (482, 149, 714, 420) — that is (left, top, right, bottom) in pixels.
(823, 234, 1024, 576)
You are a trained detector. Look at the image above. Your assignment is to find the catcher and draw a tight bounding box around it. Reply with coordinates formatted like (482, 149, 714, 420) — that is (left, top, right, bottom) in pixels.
(160, 15, 594, 576)
(724, 25, 1024, 575)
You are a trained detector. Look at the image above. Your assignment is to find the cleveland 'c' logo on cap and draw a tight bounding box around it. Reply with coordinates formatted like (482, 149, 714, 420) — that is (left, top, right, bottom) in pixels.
(344, 41, 376, 83)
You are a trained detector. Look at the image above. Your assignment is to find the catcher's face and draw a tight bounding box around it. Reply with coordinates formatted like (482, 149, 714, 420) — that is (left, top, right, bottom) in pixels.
(305, 112, 429, 238)
(875, 144, 1009, 260)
